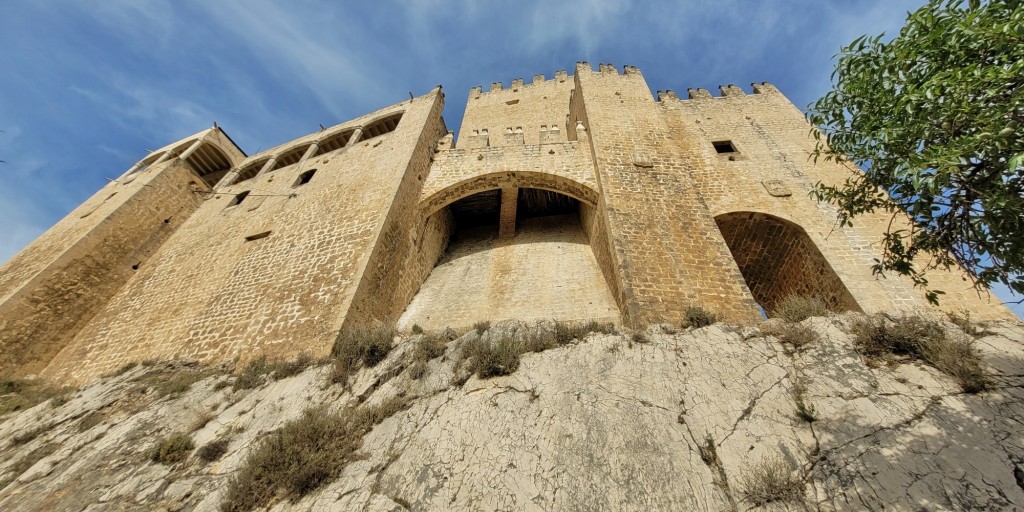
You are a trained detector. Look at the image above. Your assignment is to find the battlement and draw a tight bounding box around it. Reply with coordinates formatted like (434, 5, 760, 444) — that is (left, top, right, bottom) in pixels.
(656, 82, 781, 103)
(469, 69, 573, 99)
(573, 61, 643, 76)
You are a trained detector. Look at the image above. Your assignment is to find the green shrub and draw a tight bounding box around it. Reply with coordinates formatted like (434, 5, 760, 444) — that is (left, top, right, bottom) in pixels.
(771, 295, 829, 323)
(329, 326, 396, 386)
(411, 324, 424, 334)
(852, 314, 988, 393)
(149, 433, 194, 465)
(741, 454, 804, 506)
(219, 397, 408, 512)
(683, 306, 719, 328)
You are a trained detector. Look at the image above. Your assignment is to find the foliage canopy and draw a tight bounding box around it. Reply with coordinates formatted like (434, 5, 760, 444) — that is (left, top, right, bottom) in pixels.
(808, 0, 1024, 302)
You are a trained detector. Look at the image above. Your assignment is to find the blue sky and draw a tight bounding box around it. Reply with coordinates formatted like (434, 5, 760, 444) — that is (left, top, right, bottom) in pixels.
(0, 0, 1019, 317)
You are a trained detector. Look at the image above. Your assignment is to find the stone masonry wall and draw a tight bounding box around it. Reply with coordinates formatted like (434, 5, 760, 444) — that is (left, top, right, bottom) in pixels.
(0, 159, 217, 378)
(42, 93, 443, 383)
(661, 85, 1013, 319)
(340, 90, 447, 330)
(460, 70, 575, 148)
(574, 63, 761, 325)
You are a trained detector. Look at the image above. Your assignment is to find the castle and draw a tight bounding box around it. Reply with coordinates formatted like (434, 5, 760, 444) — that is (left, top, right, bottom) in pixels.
(0, 62, 1011, 384)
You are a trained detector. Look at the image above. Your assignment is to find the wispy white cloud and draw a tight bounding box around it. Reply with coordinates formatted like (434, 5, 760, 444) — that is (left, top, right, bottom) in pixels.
(524, 0, 630, 56)
(193, 0, 394, 119)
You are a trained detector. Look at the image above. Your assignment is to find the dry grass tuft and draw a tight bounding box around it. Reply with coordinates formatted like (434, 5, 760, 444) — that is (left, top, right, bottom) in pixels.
(219, 397, 409, 512)
(520, 321, 614, 353)
(772, 295, 829, 323)
(409, 330, 452, 380)
(947, 309, 980, 336)
(851, 314, 987, 393)
(149, 433, 194, 465)
(190, 409, 217, 432)
(763, 322, 820, 353)
(473, 321, 491, 334)
(233, 356, 275, 391)
(272, 353, 314, 380)
(741, 454, 805, 506)
(460, 335, 521, 379)
(329, 326, 396, 387)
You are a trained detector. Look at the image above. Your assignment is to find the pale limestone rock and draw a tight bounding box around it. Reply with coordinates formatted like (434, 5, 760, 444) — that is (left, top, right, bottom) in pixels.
(0, 315, 1022, 511)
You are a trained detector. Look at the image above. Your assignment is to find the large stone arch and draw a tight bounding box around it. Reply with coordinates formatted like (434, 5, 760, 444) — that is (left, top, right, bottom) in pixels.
(418, 170, 599, 217)
(714, 211, 861, 316)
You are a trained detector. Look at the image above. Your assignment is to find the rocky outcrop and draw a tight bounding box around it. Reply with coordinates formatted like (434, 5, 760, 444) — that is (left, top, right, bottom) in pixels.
(1, 314, 1023, 511)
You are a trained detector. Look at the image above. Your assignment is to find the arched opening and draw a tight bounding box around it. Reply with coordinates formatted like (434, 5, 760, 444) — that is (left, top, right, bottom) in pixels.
(269, 143, 312, 172)
(233, 157, 270, 185)
(362, 112, 402, 140)
(314, 129, 355, 156)
(184, 143, 233, 188)
(715, 212, 861, 316)
(398, 186, 619, 330)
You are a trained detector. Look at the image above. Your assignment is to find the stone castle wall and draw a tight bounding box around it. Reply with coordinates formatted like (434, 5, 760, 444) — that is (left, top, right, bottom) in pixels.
(0, 65, 1013, 383)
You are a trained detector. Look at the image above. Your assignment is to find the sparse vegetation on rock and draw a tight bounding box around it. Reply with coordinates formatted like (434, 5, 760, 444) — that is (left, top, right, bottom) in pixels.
(460, 334, 522, 379)
(741, 454, 804, 506)
(764, 322, 820, 353)
(197, 438, 230, 463)
(0, 378, 70, 415)
(149, 433, 194, 465)
(330, 326, 396, 386)
(772, 295, 829, 323)
(409, 330, 452, 380)
(683, 306, 719, 328)
(220, 397, 409, 512)
(851, 314, 988, 392)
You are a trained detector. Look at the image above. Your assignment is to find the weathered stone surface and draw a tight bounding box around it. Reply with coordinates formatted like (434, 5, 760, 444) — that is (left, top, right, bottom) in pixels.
(2, 315, 1021, 511)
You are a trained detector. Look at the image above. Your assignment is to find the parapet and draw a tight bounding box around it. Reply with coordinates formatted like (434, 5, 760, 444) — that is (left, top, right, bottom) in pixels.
(657, 82, 782, 103)
(575, 61, 643, 76)
(468, 68, 573, 99)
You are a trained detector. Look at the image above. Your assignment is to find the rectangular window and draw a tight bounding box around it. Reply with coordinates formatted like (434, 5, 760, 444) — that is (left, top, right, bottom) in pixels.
(245, 231, 271, 242)
(294, 169, 316, 187)
(228, 191, 250, 207)
(712, 140, 737, 154)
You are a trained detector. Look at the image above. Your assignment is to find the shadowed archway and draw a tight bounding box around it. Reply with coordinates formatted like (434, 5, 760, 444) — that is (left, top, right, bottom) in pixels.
(715, 211, 861, 316)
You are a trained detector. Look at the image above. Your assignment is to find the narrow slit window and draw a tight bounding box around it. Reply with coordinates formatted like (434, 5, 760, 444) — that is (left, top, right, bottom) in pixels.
(712, 140, 737, 154)
(228, 191, 250, 207)
(245, 231, 271, 242)
(294, 169, 317, 187)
